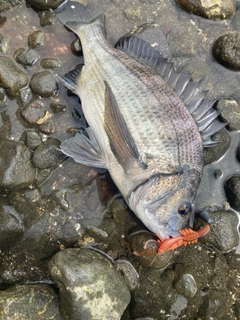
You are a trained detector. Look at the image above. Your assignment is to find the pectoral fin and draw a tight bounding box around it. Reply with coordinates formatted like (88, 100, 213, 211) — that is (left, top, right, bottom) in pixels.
(61, 127, 108, 168)
(104, 81, 147, 172)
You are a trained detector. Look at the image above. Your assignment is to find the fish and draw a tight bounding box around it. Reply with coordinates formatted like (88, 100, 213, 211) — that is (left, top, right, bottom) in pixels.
(56, 1, 224, 252)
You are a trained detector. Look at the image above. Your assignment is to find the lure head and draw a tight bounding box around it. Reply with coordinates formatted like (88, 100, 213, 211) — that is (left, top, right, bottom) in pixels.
(129, 169, 201, 241)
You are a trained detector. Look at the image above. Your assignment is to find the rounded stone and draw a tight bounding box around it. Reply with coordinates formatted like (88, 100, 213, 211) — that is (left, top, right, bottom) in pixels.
(48, 248, 131, 320)
(212, 33, 240, 71)
(25, 130, 42, 149)
(21, 99, 46, 125)
(14, 48, 39, 66)
(0, 140, 35, 189)
(216, 99, 240, 131)
(38, 11, 55, 27)
(225, 176, 240, 211)
(27, 0, 65, 10)
(176, 0, 235, 20)
(174, 273, 198, 298)
(40, 58, 61, 69)
(28, 30, 44, 49)
(0, 56, 28, 97)
(30, 71, 59, 97)
(32, 137, 67, 169)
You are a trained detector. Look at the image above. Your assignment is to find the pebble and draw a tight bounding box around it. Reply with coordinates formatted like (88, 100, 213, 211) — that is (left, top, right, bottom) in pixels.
(212, 33, 240, 71)
(0, 0, 24, 11)
(39, 120, 54, 134)
(49, 102, 66, 114)
(38, 11, 55, 27)
(71, 38, 83, 56)
(32, 137, 67, 169)
(48, 248, 131, 320)
(0, 56, 28, 96)
(14, 48, 39, 67)
(0, 284, 61, 320)
(30, 71, 59, 97)
(0, 140, 35, 189)
(174, 272, 198, 298)
(21, 99, 46, 125)
(40, 58, 61, 69)
(176, 0, 235, 19)
(25, 130, 42, 149)
(123, 6, 143, 21)
(28, 30, 44, 49)
(216, 99, 240, 130)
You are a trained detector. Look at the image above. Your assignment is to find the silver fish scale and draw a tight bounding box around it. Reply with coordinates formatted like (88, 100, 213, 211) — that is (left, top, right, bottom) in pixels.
(76, 26, 203, 181)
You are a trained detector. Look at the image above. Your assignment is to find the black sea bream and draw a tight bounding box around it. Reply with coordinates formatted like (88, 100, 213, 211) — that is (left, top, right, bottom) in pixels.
(57, 2, 224, 246)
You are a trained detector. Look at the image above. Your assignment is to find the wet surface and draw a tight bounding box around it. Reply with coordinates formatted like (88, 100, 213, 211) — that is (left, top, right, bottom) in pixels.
(0, 0, 239, 319)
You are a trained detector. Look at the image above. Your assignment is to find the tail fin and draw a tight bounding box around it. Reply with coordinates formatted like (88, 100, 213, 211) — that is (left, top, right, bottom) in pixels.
(54, 0, 92, 24)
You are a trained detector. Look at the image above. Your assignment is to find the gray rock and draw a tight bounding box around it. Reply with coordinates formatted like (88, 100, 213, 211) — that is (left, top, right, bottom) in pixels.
(0, 140, 35, 189)
(225, 176, 240, 211)
(21, 99, 46, 124)
(216, 99, 240, 131)
(48, 248, 131, 320)
(27, 0, 65, 10)
(197, 209, 239, 252)
(28, 30, 44, 49)
(174, 272, 198, 298)
(176, 0, 235, 20)
(39, 120, 54, 134)
(212, 33, 240, 71)
(30, 71, 59, 97)
(0, 199, 24, 250)
(0, 284, 61, 320)
(25, 130, 42, 149)
(0, 56, 28, 96)
(14, 48, 39, 66)
(32, 138, 67, 169)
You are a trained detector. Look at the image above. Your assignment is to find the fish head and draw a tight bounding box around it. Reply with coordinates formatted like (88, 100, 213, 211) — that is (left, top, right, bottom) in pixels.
(129, 171, 200, 241)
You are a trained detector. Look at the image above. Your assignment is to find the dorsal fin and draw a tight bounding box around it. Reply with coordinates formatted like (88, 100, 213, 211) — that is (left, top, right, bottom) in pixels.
(60, 63, 84, 92)
(116, 35, 226, 147)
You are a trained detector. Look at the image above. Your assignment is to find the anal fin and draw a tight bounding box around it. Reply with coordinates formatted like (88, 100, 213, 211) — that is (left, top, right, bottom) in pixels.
(104, 81, 147, 172)
(61, 127, 108, 168)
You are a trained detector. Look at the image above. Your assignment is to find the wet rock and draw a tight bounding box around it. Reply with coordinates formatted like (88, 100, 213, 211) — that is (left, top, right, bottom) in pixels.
(212, 33, 240, 71)
(32, 137, 67, 169)
(49, 248, 131, 320)
(174, 268, 198, 298)
(21, 99, 46, 125)
(216, 99, 240, 131)
(197, 209, 239, 252)
(28, 30, 44, 49)
(14, 48, 39, 66)
(49, 102, 66, 114)
(225, 176, 240, 211)
(25, 130, 42, 149)
(40, 58, 61, 69)
(27, 0, 65, 10)
(113, 259, 139, 291)
(38, 11, 54, 27)
(176, 0, 235, 20)
(0, 0, 24, 11)
(0, 284, 61, 320)
(86, 225, 108, 241)
(199, 289, 232, 319)
(0, 140, 35, 189)
(30, 71, 58, 97)
(0, 56, 28, 96)
(0, 199, 23, 250)
(39, 121, 54, 134)
(71, 38, 82, 55)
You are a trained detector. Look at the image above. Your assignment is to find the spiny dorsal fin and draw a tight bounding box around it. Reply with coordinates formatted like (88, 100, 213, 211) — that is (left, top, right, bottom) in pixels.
(60, 63, 84, 92)
(104, 80, 147, 172)
(116, 35, 226, 147)
(60, 127, 107, 168)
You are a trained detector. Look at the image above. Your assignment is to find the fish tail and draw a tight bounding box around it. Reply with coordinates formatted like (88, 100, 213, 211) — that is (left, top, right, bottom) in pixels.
(54, 0, 92, 25)
(55, 1, 105, 34)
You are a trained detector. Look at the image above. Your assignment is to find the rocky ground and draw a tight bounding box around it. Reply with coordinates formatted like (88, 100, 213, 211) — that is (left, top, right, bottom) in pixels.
(0, 0, 239, 319)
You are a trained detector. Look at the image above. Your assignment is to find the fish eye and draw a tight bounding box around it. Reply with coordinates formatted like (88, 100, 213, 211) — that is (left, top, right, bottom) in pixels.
(178, 202, 191, 216)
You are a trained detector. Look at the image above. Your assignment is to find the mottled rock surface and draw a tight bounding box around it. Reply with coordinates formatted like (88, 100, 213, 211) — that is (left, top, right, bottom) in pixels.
(0, 284, 61, 320)
(27, 0, 65, 10)
(212, 33, 240, 70)
(30, 71, 58, 97)
(49, 248, 131, 320)
(176, 0, 235, 19)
